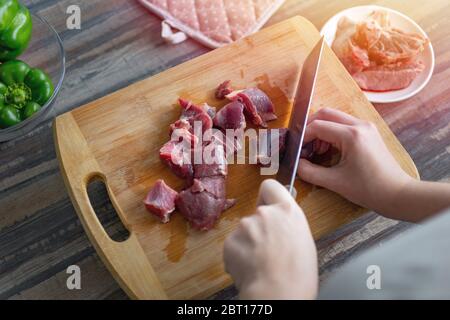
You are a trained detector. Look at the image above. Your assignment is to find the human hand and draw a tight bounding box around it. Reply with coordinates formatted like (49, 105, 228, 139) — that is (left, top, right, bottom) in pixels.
(298, 108, 412, 218)
(223, 179, 318, 300)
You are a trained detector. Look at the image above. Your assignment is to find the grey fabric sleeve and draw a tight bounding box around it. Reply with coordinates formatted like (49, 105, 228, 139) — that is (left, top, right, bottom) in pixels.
(319, 208, 450, 300)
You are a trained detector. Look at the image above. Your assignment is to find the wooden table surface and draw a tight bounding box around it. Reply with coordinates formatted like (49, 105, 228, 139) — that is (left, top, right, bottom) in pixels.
(0, 0, 449, 300)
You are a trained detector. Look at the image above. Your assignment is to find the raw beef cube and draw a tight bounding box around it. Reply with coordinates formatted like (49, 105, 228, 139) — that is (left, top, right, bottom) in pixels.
(175, 178, 225, 230)
(300, 139, 331, 160)
(194, 135, 228, 178)
(213, 101, 246, 130)
(215, 80, 233, 99)
(202, 103, 217, 119)
(227, 88, 277, 127)
(169, 126, 198, 146)
(175, 177, 234, 230)
(195, 176, 226, 198)
(179, 98, 214, 134)
(160, 140, 193, 180)
(169, 119, 191, 134)
(144, 179, 178, 223)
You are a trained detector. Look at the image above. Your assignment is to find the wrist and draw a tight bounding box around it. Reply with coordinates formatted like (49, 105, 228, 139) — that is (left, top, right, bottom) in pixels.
(240, 277, 317, 300)
(377, 174, 418, 219)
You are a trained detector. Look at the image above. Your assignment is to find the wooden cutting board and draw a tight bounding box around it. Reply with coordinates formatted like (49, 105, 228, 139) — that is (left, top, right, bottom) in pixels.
(54, 16, 419, 300)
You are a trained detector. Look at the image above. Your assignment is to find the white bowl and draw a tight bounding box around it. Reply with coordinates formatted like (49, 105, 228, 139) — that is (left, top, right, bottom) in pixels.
(320, 5, 434, 104)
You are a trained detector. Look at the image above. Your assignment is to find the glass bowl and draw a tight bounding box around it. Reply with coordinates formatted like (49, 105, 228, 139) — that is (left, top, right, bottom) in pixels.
(0, 13, 65, 142)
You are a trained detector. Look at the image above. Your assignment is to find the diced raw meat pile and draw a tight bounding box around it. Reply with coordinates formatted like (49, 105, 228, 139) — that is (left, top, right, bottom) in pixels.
(145, 80, 284, 230)
(143, 179, 178, 223)
(332, 10, 428, 92)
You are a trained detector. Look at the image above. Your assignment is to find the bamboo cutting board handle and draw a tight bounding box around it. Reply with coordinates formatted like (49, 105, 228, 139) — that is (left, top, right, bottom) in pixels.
(53, 113, 167, 299)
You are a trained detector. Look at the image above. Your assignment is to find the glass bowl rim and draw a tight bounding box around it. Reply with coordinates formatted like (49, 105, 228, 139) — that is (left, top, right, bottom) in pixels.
(0, 13, 66, 134)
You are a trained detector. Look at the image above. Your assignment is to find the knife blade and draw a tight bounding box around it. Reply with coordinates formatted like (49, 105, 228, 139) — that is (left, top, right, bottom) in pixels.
(276, 37, 325, 197)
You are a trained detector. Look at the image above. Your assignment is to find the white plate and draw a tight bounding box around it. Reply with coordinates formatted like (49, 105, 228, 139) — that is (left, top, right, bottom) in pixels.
(320, 5, 435, 104)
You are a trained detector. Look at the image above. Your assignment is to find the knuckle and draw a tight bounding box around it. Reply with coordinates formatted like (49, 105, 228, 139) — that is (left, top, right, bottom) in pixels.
(279, 200, 293, 213)
(256, 206, 272, 219)
(361, 120, 377, 130)
(318, 107, 333, 116)
(240, 217, 253, 229)
(348, 125, 364, 140)
(308, 119, 323, 130)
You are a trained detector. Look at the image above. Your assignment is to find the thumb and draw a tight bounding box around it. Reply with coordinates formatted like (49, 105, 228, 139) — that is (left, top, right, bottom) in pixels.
(298, 159, 338, 190)
(256, 179, 297, 206)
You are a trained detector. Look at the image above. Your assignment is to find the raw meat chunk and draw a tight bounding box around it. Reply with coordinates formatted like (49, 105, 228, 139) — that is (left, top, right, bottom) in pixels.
(215, 80, 233, 100)
(179, 98, 214, 134)
(159, 140, 193, 180)
(175, 177, 233, 230)
(144, 179, 178, 223)
(194, 135, 228, 178)
(227, 88, 277, 127)
(213, 101, 246, 130)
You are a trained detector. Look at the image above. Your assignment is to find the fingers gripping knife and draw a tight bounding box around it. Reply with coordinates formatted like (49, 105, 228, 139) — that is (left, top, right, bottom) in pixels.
(276, 37, 325, 197)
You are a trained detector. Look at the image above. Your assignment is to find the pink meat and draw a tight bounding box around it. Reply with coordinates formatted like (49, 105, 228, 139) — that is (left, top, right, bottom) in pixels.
(352, 61, 425, 92)
(194, 135, 228, 178)
(176, 184, 226, 230)
(170, 126, 198, 146)
(175, 177, 234, 230)
(227, 88, 277, 127)
(215, 80, 233, 100)
(213, 101, 246, 130)
(169, 119, 191, 134)
(179, 98, 214, 134)
(257, 128, 288, 166)
(144, 179, 178, 223)
(175, 136, 234, 230)
(159, 140, 193, 180)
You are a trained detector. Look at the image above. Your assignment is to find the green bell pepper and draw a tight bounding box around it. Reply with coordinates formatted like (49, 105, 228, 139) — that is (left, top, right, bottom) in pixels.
(0, 60, 53, 128)
(0, 0, 32, 62)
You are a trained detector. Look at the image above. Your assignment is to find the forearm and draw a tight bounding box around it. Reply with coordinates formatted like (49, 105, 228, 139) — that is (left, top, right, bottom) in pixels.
(381, 179, 450, 222)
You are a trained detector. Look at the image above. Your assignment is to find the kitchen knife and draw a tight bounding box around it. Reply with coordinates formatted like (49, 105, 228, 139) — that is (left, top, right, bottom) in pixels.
(276, 37, 325, 197)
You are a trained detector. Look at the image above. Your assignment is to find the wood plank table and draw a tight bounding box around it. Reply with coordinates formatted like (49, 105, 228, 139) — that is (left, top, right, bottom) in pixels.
(1, 0, 449, 300)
